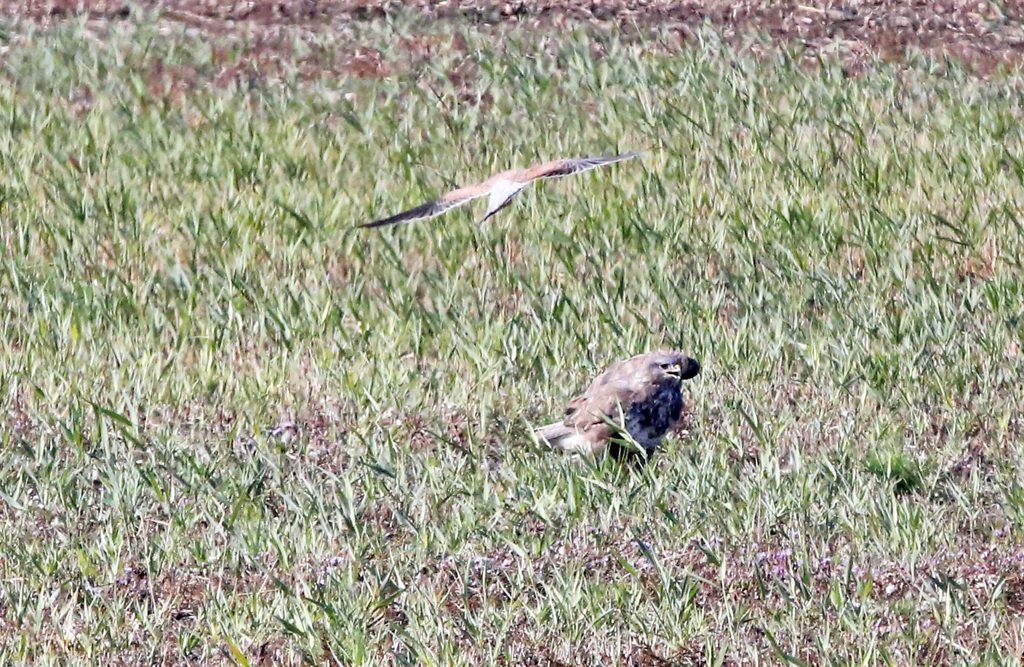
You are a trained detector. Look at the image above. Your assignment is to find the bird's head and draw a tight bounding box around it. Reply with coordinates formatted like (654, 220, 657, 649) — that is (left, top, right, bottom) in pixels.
(646, 350, 701, 385)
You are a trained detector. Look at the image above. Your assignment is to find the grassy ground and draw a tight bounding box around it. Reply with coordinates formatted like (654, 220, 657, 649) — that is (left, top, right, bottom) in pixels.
(2, 13, 1024, 666)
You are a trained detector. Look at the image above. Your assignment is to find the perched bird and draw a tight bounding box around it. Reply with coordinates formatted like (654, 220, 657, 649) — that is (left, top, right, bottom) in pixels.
(359, 152, 642, 228)
(535, 350, 701, 459)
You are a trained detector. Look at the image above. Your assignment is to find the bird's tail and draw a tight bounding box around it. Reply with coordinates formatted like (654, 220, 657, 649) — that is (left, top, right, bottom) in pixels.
(535, 422, 587, 453)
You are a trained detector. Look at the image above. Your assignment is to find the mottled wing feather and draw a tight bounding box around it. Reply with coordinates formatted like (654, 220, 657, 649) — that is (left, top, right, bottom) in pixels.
(562, 352, 660, 434)
(562, 386, 640, 449)
(563, 393, 587, 417)
(563, 364, 645, 434)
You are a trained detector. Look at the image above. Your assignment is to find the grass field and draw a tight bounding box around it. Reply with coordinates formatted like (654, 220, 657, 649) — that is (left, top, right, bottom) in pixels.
(2, 12, 1024, 665)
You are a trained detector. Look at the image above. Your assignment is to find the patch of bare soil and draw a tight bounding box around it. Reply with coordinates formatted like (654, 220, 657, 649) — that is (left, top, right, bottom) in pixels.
(3, 1, 1024, 74)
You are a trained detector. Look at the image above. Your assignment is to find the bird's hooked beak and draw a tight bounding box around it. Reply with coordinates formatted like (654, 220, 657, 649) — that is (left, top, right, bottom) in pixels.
(667, 358, 701, 380)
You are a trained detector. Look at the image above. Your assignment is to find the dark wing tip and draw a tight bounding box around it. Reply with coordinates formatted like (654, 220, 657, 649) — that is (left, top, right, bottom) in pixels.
(607, 150, 644, 162)
(581, 150, 644, 162)
(541, 151, 645, 179)
(359, 201, 441, 229)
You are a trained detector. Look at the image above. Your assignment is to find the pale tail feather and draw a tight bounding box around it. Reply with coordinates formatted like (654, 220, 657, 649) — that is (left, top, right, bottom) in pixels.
(535, 422, 589, 454)
(482, 179, 526, 222)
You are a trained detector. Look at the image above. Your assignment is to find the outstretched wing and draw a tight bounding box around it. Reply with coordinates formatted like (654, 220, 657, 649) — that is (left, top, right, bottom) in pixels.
(359, 183, 491, 229)
(524, 151, 643, 181)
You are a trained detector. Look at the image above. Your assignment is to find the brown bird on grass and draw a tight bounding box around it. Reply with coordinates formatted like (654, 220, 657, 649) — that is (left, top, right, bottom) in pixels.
(359, 152, 642, 228)
(535, 350, 701, 459)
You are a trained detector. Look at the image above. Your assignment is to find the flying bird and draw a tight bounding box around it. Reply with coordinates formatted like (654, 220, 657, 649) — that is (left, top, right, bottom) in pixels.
(535, 350, 701, 459)
(359, 152, 642, 229)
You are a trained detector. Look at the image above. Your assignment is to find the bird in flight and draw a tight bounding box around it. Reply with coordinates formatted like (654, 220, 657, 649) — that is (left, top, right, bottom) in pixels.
(359, 152, 642, 229)
(535, 350, 701, 460)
